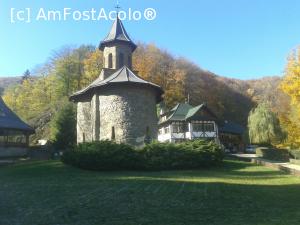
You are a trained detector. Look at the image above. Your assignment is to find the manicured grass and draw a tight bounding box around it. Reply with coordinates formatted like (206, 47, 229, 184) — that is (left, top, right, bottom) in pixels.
(1, 160, 300, 225)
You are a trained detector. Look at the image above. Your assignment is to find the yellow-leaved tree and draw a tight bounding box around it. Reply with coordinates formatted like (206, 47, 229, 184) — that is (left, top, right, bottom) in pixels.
(280, 47, 300, 147)
(82, 49, 103, 87)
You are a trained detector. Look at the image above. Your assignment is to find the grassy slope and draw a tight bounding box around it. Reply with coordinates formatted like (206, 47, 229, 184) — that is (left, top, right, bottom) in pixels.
(1, 160, 300, 225)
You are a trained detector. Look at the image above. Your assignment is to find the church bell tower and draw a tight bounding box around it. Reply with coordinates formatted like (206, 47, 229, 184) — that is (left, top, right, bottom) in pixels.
(70, 7, 164, 146)
(98, 15, 137, 79)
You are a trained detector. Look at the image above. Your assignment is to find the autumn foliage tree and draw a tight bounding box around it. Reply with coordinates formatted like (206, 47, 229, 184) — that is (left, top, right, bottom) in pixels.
(2, 43, 256, 142)
(133, 44, 186, 106)
(280, 47, 300, 147)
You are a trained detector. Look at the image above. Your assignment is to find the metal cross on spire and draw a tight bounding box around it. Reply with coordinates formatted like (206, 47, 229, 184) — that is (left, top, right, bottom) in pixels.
(115, 0, 121, 14)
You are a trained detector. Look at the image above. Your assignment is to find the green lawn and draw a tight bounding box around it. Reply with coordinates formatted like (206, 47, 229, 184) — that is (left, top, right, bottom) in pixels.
(1, 160, 300, 225)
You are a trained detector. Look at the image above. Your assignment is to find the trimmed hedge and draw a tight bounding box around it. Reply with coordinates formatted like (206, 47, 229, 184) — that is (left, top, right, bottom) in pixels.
(256, 147, 289, 162)
(61, 140, 224, 171)
(61, 141, 141, 170)
(140, 140, 224, 170)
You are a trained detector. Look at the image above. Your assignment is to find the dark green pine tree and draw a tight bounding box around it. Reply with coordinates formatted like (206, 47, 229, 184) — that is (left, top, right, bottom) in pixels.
(22, 69, 31, 82)
(53, 103, 77, 151)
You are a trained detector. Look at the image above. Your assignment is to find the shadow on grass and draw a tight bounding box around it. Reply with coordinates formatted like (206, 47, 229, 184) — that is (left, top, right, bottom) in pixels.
(0, 159, 290, 180)
(1, 159, 300, 225)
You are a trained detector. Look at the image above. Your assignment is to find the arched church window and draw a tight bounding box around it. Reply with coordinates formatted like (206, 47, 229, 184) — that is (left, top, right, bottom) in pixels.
(111, 126, 115, 141)
(108, 53, 113, 68)
(82, 133, 85, 143)
(119, 53, 124, 68)
(128, 55, 132, 68)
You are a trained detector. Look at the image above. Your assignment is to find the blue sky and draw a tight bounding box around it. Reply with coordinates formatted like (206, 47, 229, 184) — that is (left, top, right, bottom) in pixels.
(0, 0, 300, 79)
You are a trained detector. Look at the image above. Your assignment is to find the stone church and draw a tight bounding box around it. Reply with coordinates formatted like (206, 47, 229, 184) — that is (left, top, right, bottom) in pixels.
(70, 16, 163, 146)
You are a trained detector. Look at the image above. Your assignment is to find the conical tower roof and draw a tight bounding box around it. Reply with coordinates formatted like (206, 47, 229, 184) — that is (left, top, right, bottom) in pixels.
(99, 16, 137, 51)
(70, 66, 163, 102)
(0, 97, 34, 133)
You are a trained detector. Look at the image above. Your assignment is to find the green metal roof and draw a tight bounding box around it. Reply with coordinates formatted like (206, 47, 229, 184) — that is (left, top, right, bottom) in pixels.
(159, 103, 217, 125)
(170, 103, 194, 120)
(185, 104, 203, 119)
(159, 103, 244, 134)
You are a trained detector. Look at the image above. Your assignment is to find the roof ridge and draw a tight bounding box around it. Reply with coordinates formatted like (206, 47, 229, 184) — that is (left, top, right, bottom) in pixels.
(125, 67, 130, 81)
(126, 67, 162, 87)
(0, 97, 34, 132)
(118, 18, 130, 41)
(185, 104, 204, 119)
(70, 66, 164, 102)
(99, 17, 136, 51)
(168, 103, 180, 119)
(107, 66, 126, 83)
(126, 67, 144, 82)
(193, 104, 203, 110)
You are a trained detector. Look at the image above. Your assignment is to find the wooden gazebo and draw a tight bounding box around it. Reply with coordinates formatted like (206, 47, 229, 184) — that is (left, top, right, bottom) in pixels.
(0, 97, 34, 149)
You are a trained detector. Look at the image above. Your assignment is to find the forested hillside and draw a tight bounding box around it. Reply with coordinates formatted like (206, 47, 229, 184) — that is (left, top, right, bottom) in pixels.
(1, 43, 285, 143)
(0, 77, 21, 95)
(218, 76, 288, 115)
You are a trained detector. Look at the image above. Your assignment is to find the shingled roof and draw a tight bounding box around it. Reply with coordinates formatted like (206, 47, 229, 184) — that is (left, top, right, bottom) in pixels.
(0, 97, 34, 133)
(99, 16, 137, 51)
(159, 103, 219, 125)
(70, 66, 163, 102)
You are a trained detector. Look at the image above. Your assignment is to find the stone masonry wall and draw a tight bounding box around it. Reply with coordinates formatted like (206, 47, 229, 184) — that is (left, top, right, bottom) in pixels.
(77, 101, 92, 143)
(98, 85, 158, 146)
(103, 44, 132, 70)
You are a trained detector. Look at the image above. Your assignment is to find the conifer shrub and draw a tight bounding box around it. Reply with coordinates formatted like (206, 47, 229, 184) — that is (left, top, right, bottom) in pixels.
(61, 140, 224, 171)
(62, 141, 141, 171)
(140, 140, 223, 170)
(52, 102, 76, 151)
(256, 147, 289, 162)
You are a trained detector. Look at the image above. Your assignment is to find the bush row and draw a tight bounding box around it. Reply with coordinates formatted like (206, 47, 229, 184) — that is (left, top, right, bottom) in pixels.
(61, 140, 224, 171)
(255, 147, 289, 162)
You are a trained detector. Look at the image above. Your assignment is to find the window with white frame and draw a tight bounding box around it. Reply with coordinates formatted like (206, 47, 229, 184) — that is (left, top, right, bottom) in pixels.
(192, 122, 215, 132)
(172, 122, 187, 133)
(158, 128, 163, 135)
(192, 122, 203, 132)
(164, 126, 170, 134)
(204, 123, 215, 132)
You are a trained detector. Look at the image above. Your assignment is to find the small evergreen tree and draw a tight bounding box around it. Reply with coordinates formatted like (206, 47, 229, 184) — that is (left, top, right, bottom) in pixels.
(22, 69, 31, 83)
(53, 103, 76, 151)
(248, 103, 285, 145)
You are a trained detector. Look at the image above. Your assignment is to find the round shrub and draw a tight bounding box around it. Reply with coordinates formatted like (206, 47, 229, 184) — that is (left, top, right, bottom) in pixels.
(256, 147, 289, 162)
